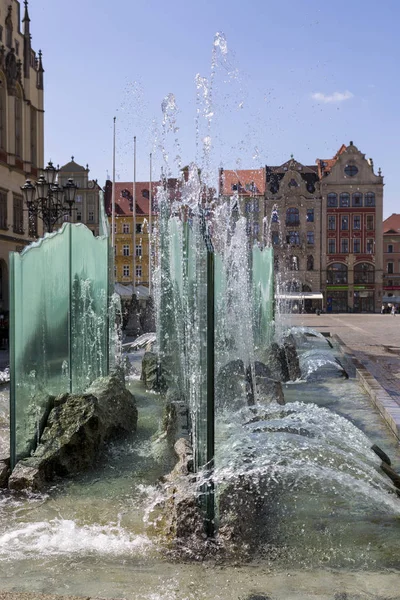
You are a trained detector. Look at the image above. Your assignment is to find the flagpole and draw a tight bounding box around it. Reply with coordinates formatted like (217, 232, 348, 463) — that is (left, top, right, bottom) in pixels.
(132, 136, 137, 294)
(111, 116, 116, 249)
(148, 152, 152, 295)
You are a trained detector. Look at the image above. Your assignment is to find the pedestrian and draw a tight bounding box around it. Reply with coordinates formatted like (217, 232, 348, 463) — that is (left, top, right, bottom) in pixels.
(381, 304, 385, 314)
(391, 305, 396, 316)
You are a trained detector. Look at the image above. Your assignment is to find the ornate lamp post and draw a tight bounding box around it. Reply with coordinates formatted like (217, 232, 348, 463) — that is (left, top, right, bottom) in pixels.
(21, 161, 78, 233)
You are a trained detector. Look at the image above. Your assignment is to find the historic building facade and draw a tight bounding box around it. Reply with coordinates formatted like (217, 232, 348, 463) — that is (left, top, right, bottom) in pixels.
(318, 142, 383, 313)
(58, 158, 102, 236)
(0, 0, 44, 309)
(104, 180, 156, 290)
(382, 214, 400, 305)
(264, 157, 322, 311)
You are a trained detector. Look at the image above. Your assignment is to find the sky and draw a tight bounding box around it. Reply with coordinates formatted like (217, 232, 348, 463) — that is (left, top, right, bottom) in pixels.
(28, 0, 400, 217)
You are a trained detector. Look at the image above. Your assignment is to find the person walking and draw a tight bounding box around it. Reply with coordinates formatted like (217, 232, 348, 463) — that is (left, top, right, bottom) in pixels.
(381, 304, 385, 314)
(391, 305, 396, 316)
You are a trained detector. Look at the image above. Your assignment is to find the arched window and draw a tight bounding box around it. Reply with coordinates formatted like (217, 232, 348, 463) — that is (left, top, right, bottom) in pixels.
(352, 192, 363, 207)
(307, 255, 314, 271)
(354, 262, 374, 284)
(327, 263, 348, 285)
(327, 193, 338, 207)
(0, 76, 6, 151)
(339, 193, 350, 207)
(286, 207, 299, 226)
(365, 192, 375, 207)
(15, 87, 22, 158)
(5, 9, 12, 48)
(271, 209, 279, 223)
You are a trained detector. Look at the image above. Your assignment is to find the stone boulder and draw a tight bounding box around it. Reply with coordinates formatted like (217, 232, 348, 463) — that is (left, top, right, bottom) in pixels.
(141, 351, 164, 391)
(0, 457, 10, 488)
(283, 334, 301, 381)
(216, 359, 250, 411)
(9, 373, 137, 491)
(264, 343, 290, 382)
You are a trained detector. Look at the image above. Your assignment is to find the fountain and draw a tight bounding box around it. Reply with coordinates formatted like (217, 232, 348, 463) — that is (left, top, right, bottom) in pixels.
(0, 32, 399, 600)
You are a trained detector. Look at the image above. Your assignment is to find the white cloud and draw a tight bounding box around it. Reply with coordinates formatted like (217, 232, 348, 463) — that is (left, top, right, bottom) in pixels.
(311, 90, 354, 104)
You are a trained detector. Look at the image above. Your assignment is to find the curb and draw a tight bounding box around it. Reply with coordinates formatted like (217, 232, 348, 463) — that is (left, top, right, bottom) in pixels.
(333, 334, 400, 441)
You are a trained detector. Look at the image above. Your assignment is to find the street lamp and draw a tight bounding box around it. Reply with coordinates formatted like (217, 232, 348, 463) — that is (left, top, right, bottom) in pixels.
(21, 161, 78, 234)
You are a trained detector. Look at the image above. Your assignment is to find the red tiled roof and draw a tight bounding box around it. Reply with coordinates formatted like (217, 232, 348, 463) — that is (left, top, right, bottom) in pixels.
(219, 168, 265, 196)
(383, 214, 400, 234)
(316, 144, 347, 178)
(104, 181, 158, 217)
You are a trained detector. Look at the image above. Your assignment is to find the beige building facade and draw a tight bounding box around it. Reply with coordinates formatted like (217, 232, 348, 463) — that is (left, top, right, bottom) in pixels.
(0, 0, 44, 309)
(58, 159, 102, 236)
(318, 142, 383, 313)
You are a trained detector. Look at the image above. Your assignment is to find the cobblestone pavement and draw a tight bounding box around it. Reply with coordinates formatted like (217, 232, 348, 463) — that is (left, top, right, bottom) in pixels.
(289, 313, 400, 405)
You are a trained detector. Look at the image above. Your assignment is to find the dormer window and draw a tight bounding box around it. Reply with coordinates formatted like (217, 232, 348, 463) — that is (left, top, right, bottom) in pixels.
(231, 184, 238, 191)
(288, 178, 298, 188)
(142, 189, 149, 199)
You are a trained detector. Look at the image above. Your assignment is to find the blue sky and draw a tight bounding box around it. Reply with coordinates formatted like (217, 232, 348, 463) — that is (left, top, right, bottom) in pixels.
(29, 0, 399, 217)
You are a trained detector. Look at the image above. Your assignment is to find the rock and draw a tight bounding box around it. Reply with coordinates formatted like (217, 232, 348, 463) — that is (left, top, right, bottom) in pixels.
(0, 457, 10, 488)
(125, 294, 142, 337)
(163, 389, 189, 445)
(283, 334, 301, 381)
(141, 351, 163, 390)
(140, 296, 156, 333)
(264, 343, 290, 382)
(380, 461, 400, 489)
(216, 360, 248, 411)
(255, 377, 285, 405)
(371, 444, 391, 466)
(9, 373, 137, 491)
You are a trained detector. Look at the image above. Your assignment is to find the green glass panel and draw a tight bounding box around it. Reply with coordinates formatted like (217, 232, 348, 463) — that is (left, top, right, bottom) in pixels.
(70, 224, 109, 392)
(10, 221, 110, 467)
(252, 246, 274, 349)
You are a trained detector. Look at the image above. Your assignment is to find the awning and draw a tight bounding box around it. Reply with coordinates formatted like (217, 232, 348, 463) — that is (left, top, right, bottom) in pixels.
(276, 293, 323, 301)
(383, 296, 400, 303)
(115, 283, 150, 299)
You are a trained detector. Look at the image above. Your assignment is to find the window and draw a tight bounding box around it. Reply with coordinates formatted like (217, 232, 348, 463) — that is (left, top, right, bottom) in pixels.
(366, 215, 374, 231)
(286, 207, 299, 225)
(13, 194, 23, 233)
(288, 255, 299, 270)
(365, 192, 375, 207)
(344, 164, 358, 177)
(231, 184, 238, 191)
(353, 238, 361, 253)
(327, 263, 347, 284)
(142, 189, 149, 199)
(136, 223, 142, 233)
(123, 223, 129, 234)
(274, 255, 279, 271)
(327, 193, 338, 207)
(307, 231, 314, 245)
(15, 40, 19, 56)
(245, 202, 252, 213)
(75, 194, 82, 203)
(30, 107, 37, 166)
(341, 216, 349, 231)
(366, 239, 374, 254)
(15, 91, 22, 158)
(76, 211, 82, 222)
(388, 244, 394, 253)
(341, 238, 349, 253)
(286, 230, 300, 245)
(123, 245, 130, 256)
(288, 178, 298, 188)
(307, 255, 314, 271)
(88, 211, 94, 222)
(136, 265, 142, 277)
(388, 280, 393, 287)
(253, 200, 260, 212)
(0, 79, 6, 151)
(136, 244, 142, 257)
(271, 210, 279, 223)
(114, 224, 117, 233)
(388, 262, 394, 274)
(0, 191, 7, 230)
(352, 193, 362, 207)
(253, 222, 259, 235)
(328, 215, 336, 230)
(353, 215, 361, 230)
(64, 215, 70, 222)
(123, 265, 130, 277)
(306, 208, 314, 222)
(328, 239, 336, 254)
(340, 193, 350, 207)
(354, 262, 374, 284)
(271, 231, 279, 245)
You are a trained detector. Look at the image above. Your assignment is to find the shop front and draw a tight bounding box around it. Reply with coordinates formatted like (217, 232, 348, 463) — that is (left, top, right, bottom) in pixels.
(353, 288, 375, 313)
(326, 287, 348, 313)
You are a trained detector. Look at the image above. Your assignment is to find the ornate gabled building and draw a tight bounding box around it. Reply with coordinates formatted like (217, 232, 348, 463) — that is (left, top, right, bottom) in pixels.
(57, 158, 102, 236)
(382, 214, 400, 305)
(317, 142, 383, 313)
(0, 0, 44, 309)
(265, 157, 322, 311)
